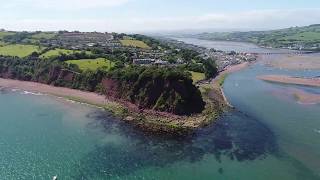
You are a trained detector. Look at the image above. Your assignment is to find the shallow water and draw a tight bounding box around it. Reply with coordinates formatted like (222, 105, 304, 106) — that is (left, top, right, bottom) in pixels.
(224, 59, 320, 176)
(0, 39, 320, 179)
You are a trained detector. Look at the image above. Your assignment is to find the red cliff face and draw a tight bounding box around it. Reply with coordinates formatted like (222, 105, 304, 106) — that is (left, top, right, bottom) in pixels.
(101, 78, 119, 98)
(45, 67, 76, 85)
(100, 77, 205, 115)
(59, 69, 76, 82)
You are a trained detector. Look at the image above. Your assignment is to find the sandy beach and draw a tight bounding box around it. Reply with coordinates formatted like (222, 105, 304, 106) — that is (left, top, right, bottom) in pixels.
(0, 78, 109, 106)
(258, 75, 320, 87)
(217, 62, 250, 79)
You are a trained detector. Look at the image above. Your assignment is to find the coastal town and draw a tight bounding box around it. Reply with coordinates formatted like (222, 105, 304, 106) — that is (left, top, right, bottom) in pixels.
(23, 30, 257, 69)
(155, 37, 257, 71)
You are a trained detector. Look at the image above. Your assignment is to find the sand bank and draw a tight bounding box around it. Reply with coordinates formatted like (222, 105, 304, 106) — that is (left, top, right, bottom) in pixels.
(265, 55, 320, 70)
(291, 88, 320, 105)
(258, 75, 320, 87)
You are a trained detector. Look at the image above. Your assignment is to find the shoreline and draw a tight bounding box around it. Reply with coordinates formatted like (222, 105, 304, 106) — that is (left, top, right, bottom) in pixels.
(211, 62, 250, 107)
(0, 62, 252, 134)
(0, 78, 224, 135)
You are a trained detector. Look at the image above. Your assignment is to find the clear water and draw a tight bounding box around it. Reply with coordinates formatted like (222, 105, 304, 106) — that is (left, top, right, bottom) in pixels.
(0, 39, 319, 179)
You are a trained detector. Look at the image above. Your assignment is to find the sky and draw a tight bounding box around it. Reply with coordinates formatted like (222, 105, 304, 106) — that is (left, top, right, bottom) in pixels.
(0, 0, 320, 33)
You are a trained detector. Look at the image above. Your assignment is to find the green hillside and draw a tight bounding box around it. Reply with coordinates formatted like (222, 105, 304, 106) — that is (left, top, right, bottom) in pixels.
(66, 58, 114, 71)
(195, 24, 320, 51)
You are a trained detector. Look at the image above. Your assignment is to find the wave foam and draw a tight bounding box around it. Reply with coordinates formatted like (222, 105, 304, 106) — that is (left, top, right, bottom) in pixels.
(21, 91, 43, 96)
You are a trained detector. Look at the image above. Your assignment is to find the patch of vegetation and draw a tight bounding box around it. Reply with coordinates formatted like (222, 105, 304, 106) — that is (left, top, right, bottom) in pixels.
(40, 48, 88, 58)
(218, 74, 228, 86)
(66, 58, 114, 71)
(189, 71, 205, 83)
(0, 32, 15, 40)
(31, 32, 56, 40)
(0, 44, 42, 58)
(281, 32, 320, 41)
(2, 32, 31, 43)
(120, 39, 151, 49)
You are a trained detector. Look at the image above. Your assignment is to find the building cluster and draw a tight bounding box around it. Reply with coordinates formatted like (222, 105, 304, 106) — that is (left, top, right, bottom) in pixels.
(132, 59, 169, 66)
(283, 43, 320, 51)
(131, 49, 188, 66)
(205, 49, 257, 71)
(40, 32, 122, 50)
(38, 33, 257, 68)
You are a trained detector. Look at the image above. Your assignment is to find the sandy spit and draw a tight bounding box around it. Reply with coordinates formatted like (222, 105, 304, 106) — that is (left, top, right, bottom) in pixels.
(258, 75, 320, 87)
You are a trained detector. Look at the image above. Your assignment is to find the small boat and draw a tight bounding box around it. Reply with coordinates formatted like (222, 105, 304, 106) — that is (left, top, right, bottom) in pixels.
(53, 176, 58, 180)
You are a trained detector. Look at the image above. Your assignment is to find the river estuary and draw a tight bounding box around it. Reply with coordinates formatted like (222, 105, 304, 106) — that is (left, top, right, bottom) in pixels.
(0, 38, 319, 179)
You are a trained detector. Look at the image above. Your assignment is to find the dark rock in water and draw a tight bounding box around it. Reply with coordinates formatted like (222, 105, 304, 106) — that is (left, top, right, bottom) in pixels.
(72, 110, 278, 179)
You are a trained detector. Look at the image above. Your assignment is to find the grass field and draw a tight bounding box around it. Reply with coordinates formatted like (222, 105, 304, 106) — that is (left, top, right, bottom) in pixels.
(0, 44, 42, 58)
(281, 32, 320, 41)
(190, 71, 206, 83)
(31, 32, 56, 40)
(66, 58, 114, 71)
(40, 48, 88, 58)
(0, 32, 15, 40)
(120, 39, 150, 49)
(217, 74, 228, 86)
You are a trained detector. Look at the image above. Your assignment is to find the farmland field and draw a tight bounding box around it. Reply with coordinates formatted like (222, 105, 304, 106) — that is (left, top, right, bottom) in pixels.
(41, 49, 76, 58)
(0, 32, 15, 40)
(281, 32, 320, 41)
(190, 71, 205, 83)
(120, 39, 150, 49)
(0, 44, 42, 58)
(40, 48, 89, 58)
(31, 32, 56, 40)
(66, 58, 114, 71)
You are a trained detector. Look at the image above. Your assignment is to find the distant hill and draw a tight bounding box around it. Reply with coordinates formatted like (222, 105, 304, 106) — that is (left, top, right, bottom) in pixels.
(193, 24, 320, 51)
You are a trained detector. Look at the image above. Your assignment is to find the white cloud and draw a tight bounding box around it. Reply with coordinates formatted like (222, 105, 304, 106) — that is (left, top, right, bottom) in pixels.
(130, 9, 320, 32)
(0, 9, 319, 32)
(3, 0, 130, 9)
